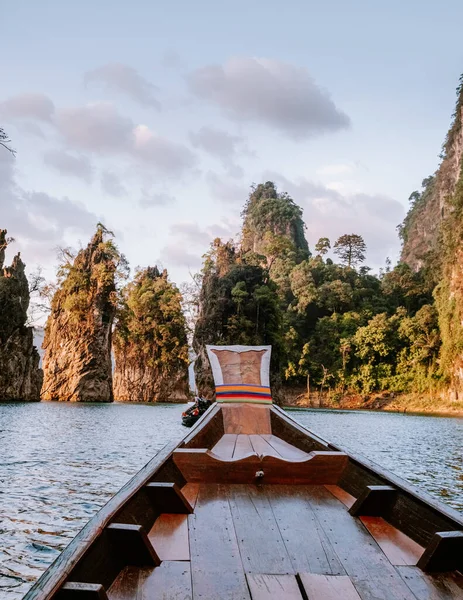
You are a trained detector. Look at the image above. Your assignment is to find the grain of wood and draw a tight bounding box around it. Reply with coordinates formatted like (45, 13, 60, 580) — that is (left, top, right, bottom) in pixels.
(233, 435, 255, 459)
(266, 485, 344, 575)
(299, 573, 361, 600)
(148, 514, 189, 561)
(228, 484, 294, 575)
(246, 574, 303, 599)
(325, 485, 356, 509)
(211, 434, 238, 459)
(360, 516, 423, 566)
(189, 484, 250, 600)
(140, 562, 192, 600)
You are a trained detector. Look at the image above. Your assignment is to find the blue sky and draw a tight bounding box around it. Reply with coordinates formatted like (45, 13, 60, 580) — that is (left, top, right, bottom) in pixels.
(1, 0, 462, 287)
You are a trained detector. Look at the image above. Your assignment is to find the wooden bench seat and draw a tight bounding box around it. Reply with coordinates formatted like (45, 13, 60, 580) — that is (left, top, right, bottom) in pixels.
(211, 433, 309, 460)
(173, 440, 348, 484)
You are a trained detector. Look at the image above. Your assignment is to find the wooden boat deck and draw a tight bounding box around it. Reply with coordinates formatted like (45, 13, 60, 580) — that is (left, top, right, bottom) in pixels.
(25, 402, 463, 600)
(107, 482, 463, 600)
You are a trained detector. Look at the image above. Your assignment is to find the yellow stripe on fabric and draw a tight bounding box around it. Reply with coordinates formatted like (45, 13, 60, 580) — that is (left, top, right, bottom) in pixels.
(216, 397, 273, 404)
(217, 385, 270, 393)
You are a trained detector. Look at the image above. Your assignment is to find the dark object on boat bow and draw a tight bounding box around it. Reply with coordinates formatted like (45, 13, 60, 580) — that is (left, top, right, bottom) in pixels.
(182, 397, 212, 427)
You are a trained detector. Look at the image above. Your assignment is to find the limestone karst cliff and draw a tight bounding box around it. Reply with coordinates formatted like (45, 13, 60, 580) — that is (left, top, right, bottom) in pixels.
(41, 226, 123, 401)
(401, 77, 463, 270)
(400, 76, 463, 398)
(0, 230, 42, 400)
(113, 266, 189, 402)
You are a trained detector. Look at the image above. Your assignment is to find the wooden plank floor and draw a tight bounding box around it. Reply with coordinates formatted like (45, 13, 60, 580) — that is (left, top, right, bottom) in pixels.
(108, 484, 463, 600)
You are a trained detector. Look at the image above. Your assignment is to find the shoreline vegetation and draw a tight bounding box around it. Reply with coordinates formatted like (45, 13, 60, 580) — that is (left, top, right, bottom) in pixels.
(282, 389, 463, 417)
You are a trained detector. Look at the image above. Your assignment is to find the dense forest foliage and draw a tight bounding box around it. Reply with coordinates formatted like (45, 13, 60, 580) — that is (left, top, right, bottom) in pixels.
(193, 182, 441, 401)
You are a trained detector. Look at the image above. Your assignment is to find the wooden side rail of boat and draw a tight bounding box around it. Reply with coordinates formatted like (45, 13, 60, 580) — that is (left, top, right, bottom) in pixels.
(24, 403, 463, 600)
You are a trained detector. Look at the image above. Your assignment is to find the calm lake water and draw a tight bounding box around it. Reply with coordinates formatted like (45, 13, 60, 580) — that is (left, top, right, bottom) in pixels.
(0, 403, 462, 599)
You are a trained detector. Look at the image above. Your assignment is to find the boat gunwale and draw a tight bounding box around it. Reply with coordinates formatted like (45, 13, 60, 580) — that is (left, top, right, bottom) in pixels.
(272, 404, 463, 527)
(22, 402, 219, 600)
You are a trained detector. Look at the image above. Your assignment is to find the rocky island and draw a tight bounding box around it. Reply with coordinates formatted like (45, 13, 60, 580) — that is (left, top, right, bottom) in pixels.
(0, 230, 42, 401)
(113, 266, 189, 402)
(41, 225, 123, 402)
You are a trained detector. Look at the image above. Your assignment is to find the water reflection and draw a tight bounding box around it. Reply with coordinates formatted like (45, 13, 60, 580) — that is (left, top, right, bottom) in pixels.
(0, 403, 461, 598)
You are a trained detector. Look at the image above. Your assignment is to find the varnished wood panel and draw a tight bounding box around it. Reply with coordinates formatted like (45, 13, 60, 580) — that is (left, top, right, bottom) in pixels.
(140, 562, 192, 600)
(325, 485, 356, 509)
(148, 514, 189, 561)
(221, 404, 271, 434)
(261, 435, 308, 460)
(336, 455, 463, 548)
(211, 433, 238, 459)
(182, 403, 224, 449)
(299, 573, 361, 600)
(246, 574, 303, 599)
(249, 434, 281, 457)
(269, 406, 330, 452)
(417, 531, 463, 572)
(174, 448, 348, 484)
(233, 434, 254, 459)
(398, 566, 463, 600)
(307, 486, 417, 600)
(58, 582, 108, 600)
(360, 516, 423, 566)
(266, 485, 344, 575)
(228, 485, 293, 575)
(189, 484, 250, 600)
(108, 563, 193, 600)
(260, 452, 348, 485)
(145, 482, 193, 514)
(349, 485, 397, 517)
(181, 483, 200, 508)
(173, 449, 259, 483)
(106, 524, 160, 567)
(107, 567, 139, 600)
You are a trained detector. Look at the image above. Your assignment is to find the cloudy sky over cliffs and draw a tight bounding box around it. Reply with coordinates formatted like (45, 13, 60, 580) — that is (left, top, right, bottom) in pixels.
(1, 0, 462, 284)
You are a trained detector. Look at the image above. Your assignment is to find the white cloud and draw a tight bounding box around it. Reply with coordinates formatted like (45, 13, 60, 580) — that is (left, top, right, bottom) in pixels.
(56, 102, 133, 152)
(205, 172, 249, 204)
(0, 93, 55, 122)
(317, 163, 353, 176)
(140, 189, 175, 208)
(44, 150, 94, 183)
(189, 126, 246, 177)
(0, 151, 98, 264)
(101, 171, 127, 197)
(133, 125, 197, 174)
(84, 63, 161, 109)
(160, 218, 239, 269)
(188, 57, 350, 140)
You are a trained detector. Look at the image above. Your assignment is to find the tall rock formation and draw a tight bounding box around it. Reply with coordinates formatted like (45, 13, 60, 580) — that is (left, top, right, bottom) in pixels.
(400, 76, 463, 397)
(241, 181, 309, 260)
(113, 266, 189, 402)
(401, 78, 463, 269)
(42, 226, 122, 401)
(0, 230, 43, 400)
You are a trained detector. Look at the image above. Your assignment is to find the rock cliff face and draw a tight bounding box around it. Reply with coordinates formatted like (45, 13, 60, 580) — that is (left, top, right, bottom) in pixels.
(401, 86, 463, 270)
(0, 230, 42, 400)
(113, 266, 189, 402)
(400, 78, 463, 397)
(41, 227, 119, 401)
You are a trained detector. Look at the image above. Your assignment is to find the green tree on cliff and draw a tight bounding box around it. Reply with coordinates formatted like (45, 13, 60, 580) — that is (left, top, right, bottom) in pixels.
(333, 234, 366, 268)
(315, 237, 331, 256)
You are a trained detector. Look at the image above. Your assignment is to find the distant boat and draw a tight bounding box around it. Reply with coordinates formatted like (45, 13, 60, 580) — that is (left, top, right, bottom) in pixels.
(25, 345, 463, 600)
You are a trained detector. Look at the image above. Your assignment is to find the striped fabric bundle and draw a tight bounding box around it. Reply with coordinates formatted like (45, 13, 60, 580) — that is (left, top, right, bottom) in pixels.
(215, 384, 272, 404)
